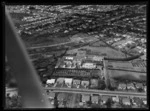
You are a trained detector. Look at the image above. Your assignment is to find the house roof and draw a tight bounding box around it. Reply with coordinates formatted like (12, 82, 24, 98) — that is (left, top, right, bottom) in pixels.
(142, 98, 147, 105)
(127, 83, 134, 88)
(81, 81, 89, 85)
(112, 96, 119, 102)
(49, 92, 55, 98)
(90, 79, 98, 86)
(118, 83, 126, 89)
(122, 98, 130, 105)
(65, 78, 73, 84)
(57, 93, 65, 101)
(82, 94, 90, 102)
(101, 95, 109, 102)
(136, 83, 143, 88)
(133, 97, 143, 105)
(65, 56, 74, 60)
(73, 79, 80, 84)
(91, 96, 99, 103)
(46, 79, 55, 84)
(93, 56, 104, 61)
(57, 78, 65, 83)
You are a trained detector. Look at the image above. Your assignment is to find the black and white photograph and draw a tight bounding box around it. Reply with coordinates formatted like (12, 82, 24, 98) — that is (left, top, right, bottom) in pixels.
(5, 4, 147, 109)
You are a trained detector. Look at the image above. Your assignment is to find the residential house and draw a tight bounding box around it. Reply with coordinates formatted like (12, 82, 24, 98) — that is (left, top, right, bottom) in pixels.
(65, 56, 74, 60)
(101, 95, 109, 104)
(48, 92, 55, 99)
(112, 96, 119, 103)
(82, 63, 96, 69)
(127, 83, 136, 91)
(57, 78, 65, 83)
(131, 97, 138, 106)
(91, 95, 99, 104)
(142, 98, 147, 105)
(132, 97, 143, 106)
(46, 79, 55, 87)
(73, 79, 81, 88)
(81, 94, 90, 103)
(81, 80, 89, 88)
(90, 79, 98, 89)
(136, 83, 143, 89)
(122, 98, 131, 106)
(118, 83, 127, 90)
(92, 56, 104, 61)
(64, 78, 73, 88)
(144, 86, 146, 92)
(55, 78, 65, 87)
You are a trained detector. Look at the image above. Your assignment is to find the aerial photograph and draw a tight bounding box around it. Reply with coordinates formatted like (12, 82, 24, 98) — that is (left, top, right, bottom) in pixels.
(5, 4, 147, 109)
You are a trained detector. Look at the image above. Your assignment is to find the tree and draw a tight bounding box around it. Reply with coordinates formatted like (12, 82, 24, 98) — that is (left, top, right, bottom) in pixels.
(138, 88, 143, 92)
(105, 98, 112, 108)
(29, 6, 35, 10)
(54, 97, 58, 108)
(5, 95, 22, 108)
(87, 101, 92, 106)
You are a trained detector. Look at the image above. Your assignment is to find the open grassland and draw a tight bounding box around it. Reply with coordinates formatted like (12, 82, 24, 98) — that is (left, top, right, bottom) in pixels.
(107, 61, 134, 70)
(89, 41, 108, 47)
(80, 46, 126, 58)
(107, 60, 146, 72)
(107, 69, 146, 82)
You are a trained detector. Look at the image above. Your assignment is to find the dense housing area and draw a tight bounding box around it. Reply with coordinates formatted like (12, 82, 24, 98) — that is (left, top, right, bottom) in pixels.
(5, 5, 147, 108)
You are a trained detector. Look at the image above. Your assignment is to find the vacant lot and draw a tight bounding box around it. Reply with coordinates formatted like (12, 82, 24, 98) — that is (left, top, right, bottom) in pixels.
(107, 69, 146, 82)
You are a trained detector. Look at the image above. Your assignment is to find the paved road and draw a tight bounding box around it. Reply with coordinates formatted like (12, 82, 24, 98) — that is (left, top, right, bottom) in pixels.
(45, 87, 146, 98)
(5, 87, 146, 98)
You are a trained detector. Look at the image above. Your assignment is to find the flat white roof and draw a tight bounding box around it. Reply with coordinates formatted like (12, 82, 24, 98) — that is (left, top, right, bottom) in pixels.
(65, 78, 73, 83)
(46, 79, 55, 84)
(65, 56, 73, 60)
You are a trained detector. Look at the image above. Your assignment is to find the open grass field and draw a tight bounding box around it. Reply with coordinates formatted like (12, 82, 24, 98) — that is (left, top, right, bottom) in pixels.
(107, 60, 146, 72)
(107, 61, 134, 70)
(78, 46, 126, 58)
(89, 41, 108, 47)
(71, 33, 90, 39)
(67, 44, 126, 58)
(70, 33, 96, 42)
(107, 69, 146, 82)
